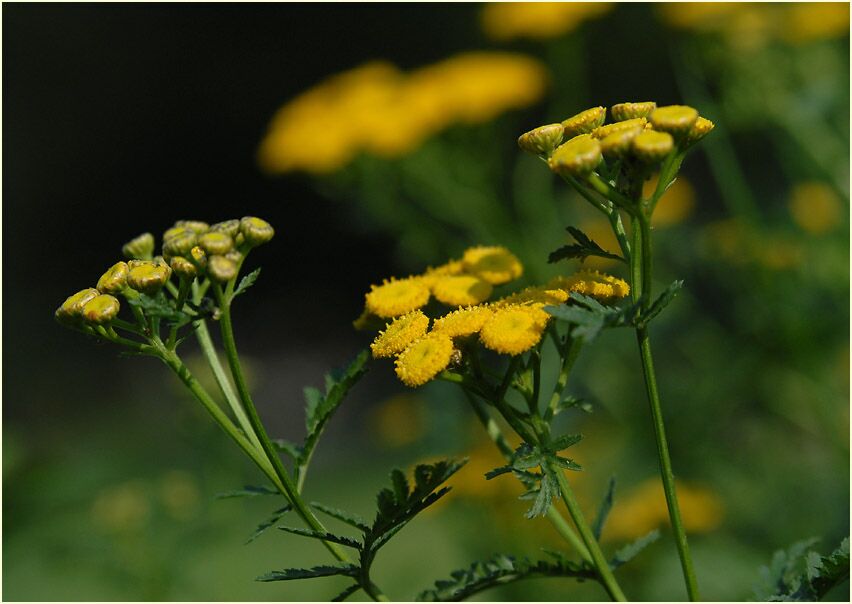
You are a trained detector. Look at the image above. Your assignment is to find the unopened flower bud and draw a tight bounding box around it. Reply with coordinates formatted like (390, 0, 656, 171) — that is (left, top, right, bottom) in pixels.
(225, 249, 243, 264)
(518, 123, 564, 156)
(152, 256, 172, 279)
(592, 117, 647, 139)
(97, 261, 129, 294)
(685, 116, 715, 145)
(234, 232, 245, 247)
(163, 226, 188, 242)
(174, 220, 210, 235)
(170, 256, 197, 280)
(189, 246, 208, 270)
(207, 255, 238, 283)
(649, 105, 699, 135)
(632, 130, 674, 163)
(600, 126, 643, 158)
(209, 219, 240, 237)
(122, 233, 155, 260)
(198, 231, 234, 255)
(240, 216, 275, 247)
(561, 107, 606, 139)
(127, 263, 171, 294)
(56, 288, 100, 323)
(162, 229, 197, 257)
(82, 294, 120, 325)
(548, 134, 602, 177)
(610, 101, 657, 122)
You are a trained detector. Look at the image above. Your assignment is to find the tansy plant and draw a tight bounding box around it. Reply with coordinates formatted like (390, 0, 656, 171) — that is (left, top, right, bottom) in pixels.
(55, 104, 848, 602)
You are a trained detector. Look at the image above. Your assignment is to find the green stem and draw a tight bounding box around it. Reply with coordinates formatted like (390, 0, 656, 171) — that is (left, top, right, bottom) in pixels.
(631, 213, 701, 601)
(584, 172, 635, 212)
(549, 462, 627, 602)
(546, 336, 583, 420)
(214, 286, 351, 564)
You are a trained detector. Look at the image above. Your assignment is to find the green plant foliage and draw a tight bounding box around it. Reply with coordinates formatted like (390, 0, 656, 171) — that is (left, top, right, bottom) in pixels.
(637, 280, 684, 327)
(214, 485, 281, 499)
(232, 267, 261, 298)
(417, 553, 597, 601)
(549, 226, 625, 264)
(256, 564, 359, 582)
(545, 294, 641, 344)
(127, 292, 191, 324)
(753, 537, 849, 601)
(246, 505, 292, 544)
(610, 530, 661, 569)
(592, 477, 616, 541)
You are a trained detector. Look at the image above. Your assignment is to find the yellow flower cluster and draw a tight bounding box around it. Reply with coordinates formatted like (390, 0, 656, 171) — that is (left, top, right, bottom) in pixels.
(659, 2, 849, 46)
(361, 246, 629, 387)
(258, 53, 548, 174)
(481, 2, 613, 40)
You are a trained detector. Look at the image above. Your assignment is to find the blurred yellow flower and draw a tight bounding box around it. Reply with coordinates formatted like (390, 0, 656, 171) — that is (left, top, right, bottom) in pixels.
(432, 274, 494, 307)
(645, 174, 696, 227)
(370, 393, 428, 447)
(603, 478, 724, 542)
(433, 306, 494, 338)
(481, 2, 613, 40)
(781, 2, 850, 44)
(462, 245, 524, 285)
(91, 481, 151, 534)
(788, 181, 843, 235)
(159, 470, 201, 521)
(259, 52, 548, 174)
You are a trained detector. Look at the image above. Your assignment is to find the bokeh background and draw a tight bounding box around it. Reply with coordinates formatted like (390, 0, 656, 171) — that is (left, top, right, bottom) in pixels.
(3, 2, 849, 601)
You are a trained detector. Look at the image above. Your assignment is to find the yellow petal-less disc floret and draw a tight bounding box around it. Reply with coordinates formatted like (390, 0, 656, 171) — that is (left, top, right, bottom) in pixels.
(632, 130, 674, 163)
(432, 306, 494, 338)
(561, 106, 606, 139)
(600, 126, 644, 158)
(127, 263, 171, 294)
(365, 277, 431, 318)
(611, 101, 657, 121)
(394, 332, 455, 387)
(56, 288, 101, 323)
(480, 305, 549, 355)
(685, 116, 715, 145)
(550, 271, 630, 301)
(462, 245, 523, 285)
(371, 310, 430, 358)
(82, 294, 121, 325)
(591, 117, 648, 140)
(517, 123, 564, 156)
(549, 134, 602, 177)
(122, 233, 155, 260)
(97, 261, 129, 294)
(432, 275, 493, 307)
(649, 105, 699, 135)
(421, 260, 465, 288)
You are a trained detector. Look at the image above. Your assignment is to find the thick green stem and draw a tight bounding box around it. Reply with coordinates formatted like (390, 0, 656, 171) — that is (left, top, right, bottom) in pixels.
(215, 286, 351, 564)
(631, 212, 701, 601)
(549, 463, 627, 602)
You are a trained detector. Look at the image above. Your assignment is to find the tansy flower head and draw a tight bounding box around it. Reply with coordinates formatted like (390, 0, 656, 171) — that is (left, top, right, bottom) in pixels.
(496, 285, 569, 307)
(122, 233, 155, 260)
(591, 117, 648, 139)
(632, 130, 674, 163)
(610, 101, 657, 121)
(550, 271, 630, 301)
(432, 306, 494, 338)
(394, 332, 455, 387)
(371, 310, 430, 359)
(649, 105, 699, 135)
(600, 126, 643, 158)
(561, 106, 606, 138)
(685, 116, 715, 145)
(480, 305, 549, 355)
(432, 275, 493, 307)
(198, 232, 234, 256)
(174, 220, 210, 235)
(127, 263, 171, 295)
(97, 261, 129, 294)
(462, 246, 523, 285)
(518, 123, 564, 156)
(207, 255, 238, 283)
(421, 259, 465, 288)
(82, 294, 121, 325)
(365, 277, 431, 319)
(549, 134, 602, 177)
(56, 288, 101, 323)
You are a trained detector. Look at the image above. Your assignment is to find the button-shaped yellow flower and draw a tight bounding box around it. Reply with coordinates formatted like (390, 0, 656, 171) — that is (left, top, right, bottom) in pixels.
(394, 332, 455, 387)
(591, 117, 648, 139)
(127, 263, 171, 295)
(366, 277, 431, 319)
(550, 270, 630, 300)
(561, 106, 606, 139)
(122, 232, 155, 260)
(549, 134, 602, 177)
(432, 275, 493, 307)
(170, 256, 198, 280)
(56, 288, 101, 323)
(685, 116, 715, 145)
(207, 255, 238, 283)
(198, 232, 234, 256)
(650, 105, 699, 135)
(82, 294, 121, 325)
(632, 130, 674, 163)
(480, 305, 549, 355)
(610, 101, 657, 121)
(517, 123, 564, 156)
(174, 220, 210, 235)
(600, 126, 644, 158)
(163, 228, 197, 257)
(462, 245, 523, 285)
(432, 306, 494, 338)
(371, 310, 430, 358)
(97, 261, 129, 294)
(240, 216, 275, 247)
(209, 219, 241, 237)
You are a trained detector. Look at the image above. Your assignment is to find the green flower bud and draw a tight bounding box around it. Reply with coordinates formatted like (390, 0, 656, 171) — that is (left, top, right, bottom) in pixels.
(234, 232, 245, 247)
(174, 220, 209, 235)
(610, 101, 657, 122)
(649, 105, 699, 135)
(82, 294, 120, 325)
(548, 134, 602, 177)
(56, 288, 101, 323)
(240, 216, 275, 247)
(198, 231, 234, 255)
(189, 246, 208, 270)
(162, 229, 197, 257)
(170, 256, 198, 280)
(122, 233, 155, 260)
(561, 107, 606, 139)
(517, 123, 564, 156)
(592, 117, 647, 139)
(225, 249, 243, 264)
(127, 263, 171, 294)
(632, 130, 675, 163)
(209, 219, 241, 237)
(600, 126, 643, 158)
(685, 116, 715, 145)
(96, 261, 129, 294)
(208, 255, 238, 283)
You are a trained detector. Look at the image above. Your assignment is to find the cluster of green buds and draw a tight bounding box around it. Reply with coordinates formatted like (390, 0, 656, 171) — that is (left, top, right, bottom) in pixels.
(55, 216, 275, 345)
(518, 102, 713, 219)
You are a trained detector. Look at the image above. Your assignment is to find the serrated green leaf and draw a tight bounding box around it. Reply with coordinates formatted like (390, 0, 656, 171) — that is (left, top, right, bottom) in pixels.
(233, 267, 261, 298)
(303, 387, 324, 433)
(592, 477, 616, 540)
(310, 501, 370, 533)
(214, 485, 280, 499)
(638, 280, 684, 326)
(127, 292, 190, 324)
(272, 439, 303, 461)
(278, 526, 362, 550)
(526, 473, 557, 519)
(548, 226, 625, 264)
(246, 504, 292, 544)
(551, 456, 582, 471)
(331, 583, 362, 602)
(391, 468, 410, 501)
(610, 530, 660, 569)
(484, 465, 513, 480)
(755, 537, 850, 601)
(256, 564, 359, 582)
(512, 454, 542, 471)
(549, 433, 583, 452)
